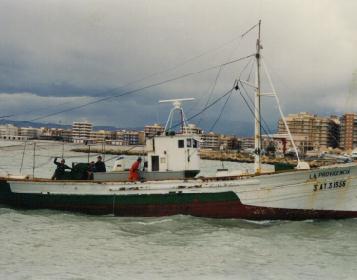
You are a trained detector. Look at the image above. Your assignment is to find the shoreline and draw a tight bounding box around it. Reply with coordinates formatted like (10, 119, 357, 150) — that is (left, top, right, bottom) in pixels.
(70, 147, 338, 168)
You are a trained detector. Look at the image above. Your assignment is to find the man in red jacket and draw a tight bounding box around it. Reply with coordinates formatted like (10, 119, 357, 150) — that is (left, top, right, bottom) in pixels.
(128, 157, 142, 181)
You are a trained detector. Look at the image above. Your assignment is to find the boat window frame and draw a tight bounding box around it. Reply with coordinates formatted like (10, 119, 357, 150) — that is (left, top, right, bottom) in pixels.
(178, 139, 184, 148)
(193, 139, 198, 148)
(187, 138, 192, 148)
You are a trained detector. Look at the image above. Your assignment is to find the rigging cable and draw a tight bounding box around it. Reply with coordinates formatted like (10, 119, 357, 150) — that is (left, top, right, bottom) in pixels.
(114, 85, 236, 159)
(1, 23, 261, 171)
(197, 64, 225, 126)
(19, 140, 27, 174)
(111, 22, 259, 94)
(239, 81, 274, 136)
(239, 56, 255, 81)
(208, 91, 233, 132)
(102, 84, 238, 160)
(169, 84, 236, 131)
(236, 83, 273, 139)
(29, 54, 255, 122)
(196, 32, 250, 126)
(206, 56, 254, 133)
(5, 23, 260, 122)
(237, 52, 274, 137)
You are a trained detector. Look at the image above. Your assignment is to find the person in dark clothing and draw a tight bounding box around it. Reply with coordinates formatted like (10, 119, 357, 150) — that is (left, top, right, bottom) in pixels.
(87, 161, 95, 180)
(94, 156, 106, 172)
(51, 157, 72, 180)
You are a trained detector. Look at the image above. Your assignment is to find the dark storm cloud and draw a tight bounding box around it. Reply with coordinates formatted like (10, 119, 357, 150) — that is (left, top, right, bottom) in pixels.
(0, 0, 356, 134)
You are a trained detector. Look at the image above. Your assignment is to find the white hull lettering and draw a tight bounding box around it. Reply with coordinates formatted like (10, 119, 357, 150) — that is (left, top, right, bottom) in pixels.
(309, 169, 350, 180)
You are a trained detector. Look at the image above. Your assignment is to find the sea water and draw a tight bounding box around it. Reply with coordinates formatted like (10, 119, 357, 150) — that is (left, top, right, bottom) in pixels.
(0, 140, 356, 280)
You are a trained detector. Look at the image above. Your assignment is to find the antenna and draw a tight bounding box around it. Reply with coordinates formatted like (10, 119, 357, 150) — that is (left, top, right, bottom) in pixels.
(159, 98, 195, 106)
(159, 98, 195, 134)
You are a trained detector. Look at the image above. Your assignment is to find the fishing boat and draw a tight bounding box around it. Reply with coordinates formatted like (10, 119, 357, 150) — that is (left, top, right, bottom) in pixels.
(1, 21, 357, 220)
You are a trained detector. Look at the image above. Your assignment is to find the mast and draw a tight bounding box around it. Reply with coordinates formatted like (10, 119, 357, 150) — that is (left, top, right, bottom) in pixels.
(254, 20, 262, 174)
(32, 142, 36, 178)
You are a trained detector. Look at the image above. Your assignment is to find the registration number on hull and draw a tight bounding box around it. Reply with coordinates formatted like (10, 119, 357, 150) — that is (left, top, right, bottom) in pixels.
(313, 180, 346, 192)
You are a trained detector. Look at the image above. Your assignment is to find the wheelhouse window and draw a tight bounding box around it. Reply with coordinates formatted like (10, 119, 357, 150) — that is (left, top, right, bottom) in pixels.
(178, 139, 184, 148)
(187, 138, 192, 147)
(193, 139, 198, 148)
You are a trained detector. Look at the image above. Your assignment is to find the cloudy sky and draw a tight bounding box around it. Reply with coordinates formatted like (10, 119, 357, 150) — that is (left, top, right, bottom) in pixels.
(0, 0, 356, 135)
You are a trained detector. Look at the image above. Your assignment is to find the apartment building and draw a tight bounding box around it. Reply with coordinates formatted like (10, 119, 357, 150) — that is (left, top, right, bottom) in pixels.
(182, 124, 203, 135)
(201, 132, 220, 149)
(89, 130, 115, 143)
(19, 127, 42, 139)
(72, 121, 93, 143)
(277, 112, 339, 154)
(241, 137, 254, 150)
(115, 130, 145, 146)
(339, 113, 357, 150)
(144, 124, 164, 138)
(219, 135, 240, 150)
(0, 124, 19, 140)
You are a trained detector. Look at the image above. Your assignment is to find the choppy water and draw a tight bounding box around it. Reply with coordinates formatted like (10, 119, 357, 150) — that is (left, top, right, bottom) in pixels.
(1, 210, 356, 280)
(0, 141, 356, 279)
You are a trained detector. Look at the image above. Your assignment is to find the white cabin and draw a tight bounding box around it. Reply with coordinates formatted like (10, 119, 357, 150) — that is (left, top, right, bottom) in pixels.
(146, 134, 200, 173)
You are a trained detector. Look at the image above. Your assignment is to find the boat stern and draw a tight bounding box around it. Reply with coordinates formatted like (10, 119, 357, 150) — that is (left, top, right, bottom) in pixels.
(0, 179, 12, 204)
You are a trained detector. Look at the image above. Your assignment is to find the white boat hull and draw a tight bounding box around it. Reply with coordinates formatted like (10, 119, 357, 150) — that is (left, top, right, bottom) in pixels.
(1, 163, 356, 219)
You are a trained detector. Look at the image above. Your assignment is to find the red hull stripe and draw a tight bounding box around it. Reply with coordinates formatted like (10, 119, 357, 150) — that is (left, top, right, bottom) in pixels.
(112, 201, 357, 220)
(7, 200, 357, 220)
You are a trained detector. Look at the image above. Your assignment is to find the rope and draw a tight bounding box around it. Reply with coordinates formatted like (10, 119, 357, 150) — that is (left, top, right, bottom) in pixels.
(27, 54, 254, 122)
(236, 83, 273, 141)
(197, 64, 225, 126)
(5, 22, 259, 123)
(208, 91, 233, 132)
(239, 82, 274, 136)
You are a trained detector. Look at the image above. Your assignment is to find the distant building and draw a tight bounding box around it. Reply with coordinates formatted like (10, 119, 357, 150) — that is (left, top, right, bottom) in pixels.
(0, 124, 21, 140)
(183, 124, 203, 135)
(123, 131, 139, 145)
(263, 134, 310, 155)
(61, 129, 73, 142)
(241, 137, 254, 150)
(138, 131, 145, 145)
(201, 132, 220, 149)
(339, 113, 356, 150)
(115, 130, 145, 146)
(72, 121, 93, 143)
(277, 112, 339, 153)
(89, 130, 115, 143)
(19, 127, 42, 140)
(144, 124, 164, 138)
(40, 128, 73, 142)
(268, 134, 293, 154)
(219, 135, 240, 150)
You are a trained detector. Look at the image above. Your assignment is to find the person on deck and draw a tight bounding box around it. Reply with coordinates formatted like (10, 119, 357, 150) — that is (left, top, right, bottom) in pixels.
(94, 155, 106, 172)
(128, 157, 142, 181)
(51, 157, 72, 180)
(87, 161, 95, 180)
